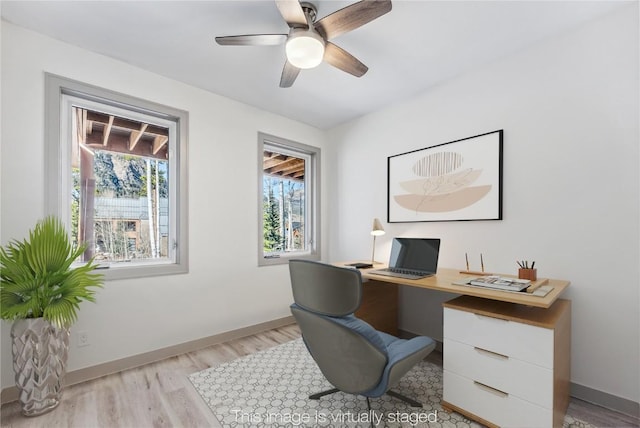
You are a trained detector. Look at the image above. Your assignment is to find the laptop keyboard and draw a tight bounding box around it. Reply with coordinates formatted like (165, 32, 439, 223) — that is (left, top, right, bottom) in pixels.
(388, 268, 424, 276)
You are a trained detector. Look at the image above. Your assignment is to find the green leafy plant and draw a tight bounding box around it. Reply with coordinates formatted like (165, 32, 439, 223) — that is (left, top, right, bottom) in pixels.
(0, 216, 103, 327)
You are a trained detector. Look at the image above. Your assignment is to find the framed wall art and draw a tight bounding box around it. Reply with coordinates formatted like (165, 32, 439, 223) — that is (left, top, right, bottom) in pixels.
(387, 130, 503, 223)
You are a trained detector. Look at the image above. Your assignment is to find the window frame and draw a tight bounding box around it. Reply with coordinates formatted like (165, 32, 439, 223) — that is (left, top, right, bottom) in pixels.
(258, 132, 320, 266)
(45, 73, 189, 280)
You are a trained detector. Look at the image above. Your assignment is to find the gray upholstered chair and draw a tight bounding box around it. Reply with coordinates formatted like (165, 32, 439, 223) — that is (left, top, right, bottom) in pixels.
(289, 259, 436, 409)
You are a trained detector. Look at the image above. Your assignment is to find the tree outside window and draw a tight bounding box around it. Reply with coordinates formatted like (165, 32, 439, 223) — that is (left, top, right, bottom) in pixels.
(259, 134, 319, 266)
(263, 176, 305, 254)
(71, 107, 170, 264)
(46, 74, 189, 279)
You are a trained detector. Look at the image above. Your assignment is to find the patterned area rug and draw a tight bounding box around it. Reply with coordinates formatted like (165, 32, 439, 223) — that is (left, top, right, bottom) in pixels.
(189, 339, 592, 427)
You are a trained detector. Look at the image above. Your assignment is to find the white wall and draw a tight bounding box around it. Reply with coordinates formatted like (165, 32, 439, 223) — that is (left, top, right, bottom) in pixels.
(0, 21, 327, 389)
(327, 4, 639, 403)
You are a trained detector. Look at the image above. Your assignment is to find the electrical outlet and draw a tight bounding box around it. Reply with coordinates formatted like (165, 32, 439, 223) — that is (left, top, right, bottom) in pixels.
(77, 331, 90, 347)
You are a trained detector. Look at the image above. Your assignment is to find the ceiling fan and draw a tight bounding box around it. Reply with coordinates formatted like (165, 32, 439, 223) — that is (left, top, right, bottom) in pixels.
(215, 0, 392, 88)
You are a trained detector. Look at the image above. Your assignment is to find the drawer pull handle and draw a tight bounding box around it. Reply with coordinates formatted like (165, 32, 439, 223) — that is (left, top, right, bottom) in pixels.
(473, 381, 509, 398)
(474, 347, 509, 360)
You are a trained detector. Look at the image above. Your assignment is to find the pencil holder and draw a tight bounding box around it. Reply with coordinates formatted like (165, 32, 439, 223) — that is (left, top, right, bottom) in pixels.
(518, 268, 537, 281)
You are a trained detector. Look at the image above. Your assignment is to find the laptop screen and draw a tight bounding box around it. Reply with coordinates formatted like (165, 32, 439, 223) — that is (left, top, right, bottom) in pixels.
(388, 238, 441, 273)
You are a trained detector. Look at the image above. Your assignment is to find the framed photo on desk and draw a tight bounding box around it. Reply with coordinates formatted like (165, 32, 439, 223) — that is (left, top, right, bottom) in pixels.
(387, 130, 503, 222)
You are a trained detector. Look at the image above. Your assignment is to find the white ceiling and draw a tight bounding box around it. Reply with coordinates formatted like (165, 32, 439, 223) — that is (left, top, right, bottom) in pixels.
(1, 1, 626, 129)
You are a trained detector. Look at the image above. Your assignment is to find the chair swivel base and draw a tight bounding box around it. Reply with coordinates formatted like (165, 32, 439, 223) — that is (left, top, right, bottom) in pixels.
(309, 388, 423, 408)
(309, 388, 339, 400)
(386, 390, 422, 408)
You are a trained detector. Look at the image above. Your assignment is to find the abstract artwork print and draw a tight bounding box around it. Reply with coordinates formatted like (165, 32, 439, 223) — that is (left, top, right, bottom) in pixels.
(388, 130, 503, 222)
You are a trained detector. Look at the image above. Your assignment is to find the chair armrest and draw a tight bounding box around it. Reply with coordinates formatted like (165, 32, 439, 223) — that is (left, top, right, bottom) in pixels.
(386, 336, 435, 366)
(364, 335, 436, 398)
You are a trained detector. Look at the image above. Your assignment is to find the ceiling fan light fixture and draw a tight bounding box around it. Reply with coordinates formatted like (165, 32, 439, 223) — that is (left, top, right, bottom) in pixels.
(285, 29, 325, 69)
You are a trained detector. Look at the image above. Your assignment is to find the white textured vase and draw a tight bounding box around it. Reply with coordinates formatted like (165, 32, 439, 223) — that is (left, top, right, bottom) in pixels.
(11, 318, 70, 416)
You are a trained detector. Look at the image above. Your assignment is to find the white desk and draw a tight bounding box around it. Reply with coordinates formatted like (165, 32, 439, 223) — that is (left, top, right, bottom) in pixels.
(342, 264, 571, 428)
(442, 295, 570, 428)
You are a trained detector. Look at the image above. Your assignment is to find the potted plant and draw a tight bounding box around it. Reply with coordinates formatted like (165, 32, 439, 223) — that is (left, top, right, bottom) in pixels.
(0, 216, 103, 416)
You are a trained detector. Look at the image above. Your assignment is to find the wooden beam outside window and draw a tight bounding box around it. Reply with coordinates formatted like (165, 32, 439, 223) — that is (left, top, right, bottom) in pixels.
(152, 135, 168, 155)
(129, 123, 148, 151)
(102, 115, 114, 146)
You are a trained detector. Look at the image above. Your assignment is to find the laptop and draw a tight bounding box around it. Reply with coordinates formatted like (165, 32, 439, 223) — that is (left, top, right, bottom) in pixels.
(369, 238, 441, 280)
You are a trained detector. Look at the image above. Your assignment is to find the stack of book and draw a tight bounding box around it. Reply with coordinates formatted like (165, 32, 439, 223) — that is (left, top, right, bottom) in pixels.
(467, 276, 531, 292)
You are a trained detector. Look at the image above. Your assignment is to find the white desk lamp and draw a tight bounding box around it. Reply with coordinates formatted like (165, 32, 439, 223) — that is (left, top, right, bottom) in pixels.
(371, 218, 385, 265)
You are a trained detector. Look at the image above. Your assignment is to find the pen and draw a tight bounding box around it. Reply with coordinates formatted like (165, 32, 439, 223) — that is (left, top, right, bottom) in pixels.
(480, 253, 484, 272)
(465, 253, 469, 271)
(531, 261, 535, 269)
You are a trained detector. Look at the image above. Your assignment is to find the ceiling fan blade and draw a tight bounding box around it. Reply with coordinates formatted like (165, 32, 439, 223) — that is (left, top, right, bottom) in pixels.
(275, 0, 308, 28)
(315, 0, 392, 40)
(324, 42, 368, 77)
(280, 61, 301, 88)
(215, 34, 287, 46)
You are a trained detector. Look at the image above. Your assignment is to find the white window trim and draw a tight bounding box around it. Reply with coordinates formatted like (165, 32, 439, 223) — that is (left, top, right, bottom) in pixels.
(258, 132, 320, 266)
(45, 73, 189, 280)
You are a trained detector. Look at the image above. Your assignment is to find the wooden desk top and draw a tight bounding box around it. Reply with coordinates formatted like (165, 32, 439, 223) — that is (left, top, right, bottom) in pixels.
(351, 265, 570, 309)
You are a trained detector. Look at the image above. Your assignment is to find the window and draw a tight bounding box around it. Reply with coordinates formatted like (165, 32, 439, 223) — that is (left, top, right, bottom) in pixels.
(45, 74, 188, 279)
(258, 133, 320, 266)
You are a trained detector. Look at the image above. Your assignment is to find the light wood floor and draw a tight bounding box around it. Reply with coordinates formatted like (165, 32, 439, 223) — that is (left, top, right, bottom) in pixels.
(1, 323, 638, 427)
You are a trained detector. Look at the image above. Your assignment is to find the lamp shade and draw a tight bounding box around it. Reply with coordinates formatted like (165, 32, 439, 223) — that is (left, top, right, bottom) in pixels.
(371, 218, 385, 236)
(285, 29, 325, 69)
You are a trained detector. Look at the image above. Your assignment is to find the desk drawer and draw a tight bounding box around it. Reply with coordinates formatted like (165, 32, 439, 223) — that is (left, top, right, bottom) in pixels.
(444, 338, 553, 409)
(444, 307, 553, 368)
(443, 370, 552, 428)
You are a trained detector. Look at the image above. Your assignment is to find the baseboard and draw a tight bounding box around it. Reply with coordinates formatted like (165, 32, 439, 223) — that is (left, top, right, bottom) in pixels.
(571, 382, 640, 419)
(1, 315, 296, 405)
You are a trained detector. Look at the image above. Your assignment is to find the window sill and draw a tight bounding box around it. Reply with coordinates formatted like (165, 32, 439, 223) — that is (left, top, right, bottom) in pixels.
(258, 252, 319, 267)
(73, 260, 188, 280)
